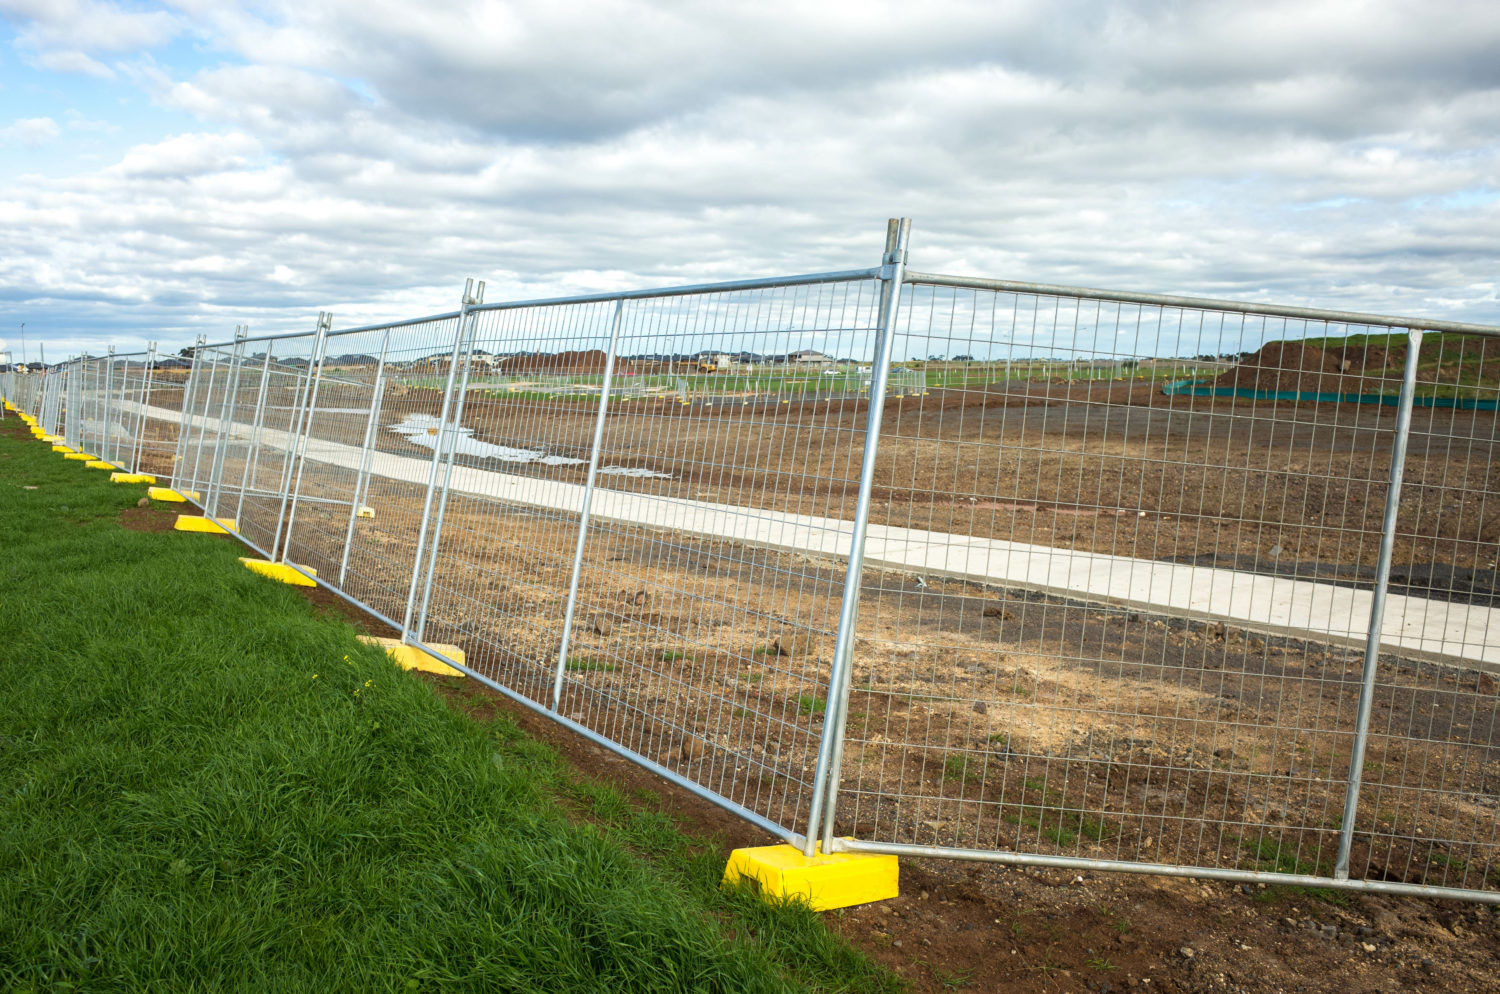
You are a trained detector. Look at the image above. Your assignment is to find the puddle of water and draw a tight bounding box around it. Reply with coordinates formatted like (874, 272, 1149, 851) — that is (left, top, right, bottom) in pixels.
(386, 414, 672, 478)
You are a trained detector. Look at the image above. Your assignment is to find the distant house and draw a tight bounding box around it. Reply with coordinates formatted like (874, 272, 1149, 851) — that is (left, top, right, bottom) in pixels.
(786, 349, 833, 366)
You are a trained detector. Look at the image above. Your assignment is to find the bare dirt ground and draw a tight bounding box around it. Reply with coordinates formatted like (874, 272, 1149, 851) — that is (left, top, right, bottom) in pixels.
(286, 566, 1500, 994)
(29, 384, 1500, 992)
(142, 376, 1500, 895)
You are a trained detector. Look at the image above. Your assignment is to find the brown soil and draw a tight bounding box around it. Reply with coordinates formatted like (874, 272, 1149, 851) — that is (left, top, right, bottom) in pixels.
(494, 349, 633, 374)
(406, 662, 1500, 994)
(1213, 341, 1396, 394)
(43, 389, 1500, 993)
(118, 504, 179, 532)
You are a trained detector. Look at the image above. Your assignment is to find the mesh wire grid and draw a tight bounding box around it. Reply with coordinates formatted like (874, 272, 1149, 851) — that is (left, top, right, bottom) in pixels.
(13, 233, 1500, 900)
(827, 277, 1500, 897)
(410, 278, 885, 835)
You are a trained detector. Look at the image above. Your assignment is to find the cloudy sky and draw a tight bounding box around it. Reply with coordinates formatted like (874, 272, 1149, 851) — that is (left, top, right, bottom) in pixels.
(0, 0, 1496, 359)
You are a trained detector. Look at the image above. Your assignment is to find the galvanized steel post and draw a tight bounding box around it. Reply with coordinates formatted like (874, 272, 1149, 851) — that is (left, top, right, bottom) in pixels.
(131, 343, 157, 475)
(551, 297, 627, 710)
(170, 335, 206, 486)
(271, 317, 329, 560)
(281, 314, 332, 561)
(1334, 328, 1423, 881)
(207, 329, 246, 515)
(402, 279, 483, 644)
(235, 347, 274, 526)
(414, 283, 486, 642)
(803, 218, 911, 857)
(189, 340, 226, 493)
(339, 327, 391, 587)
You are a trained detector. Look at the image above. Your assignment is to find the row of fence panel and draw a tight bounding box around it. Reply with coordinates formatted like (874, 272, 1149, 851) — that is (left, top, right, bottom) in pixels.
(5, 220, 1499, 902)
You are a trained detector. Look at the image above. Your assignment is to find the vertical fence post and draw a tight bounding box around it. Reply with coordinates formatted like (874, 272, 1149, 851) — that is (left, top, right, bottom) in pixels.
(338, 327, 391, 587)
(1334, 328, 1423, 881)
(236, 347, 275, 528)
(550, 297, 627, 710)
(280, 314, 332, 561)
(402, 279, 484, 644)
(171, 336, 205, 488)
(207, 330, 246, 516)
(131, 342, 157, 475)
(803, 218, 911, 857)
(189, 339, 228, 494)
(271, 317, 329, 559)
(101, 348, 116, 463)
(414, 284, 487, 642)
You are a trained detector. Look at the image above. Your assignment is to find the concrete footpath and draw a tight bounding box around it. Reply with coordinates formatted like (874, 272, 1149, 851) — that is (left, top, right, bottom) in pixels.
(149, 402, 1500, 669)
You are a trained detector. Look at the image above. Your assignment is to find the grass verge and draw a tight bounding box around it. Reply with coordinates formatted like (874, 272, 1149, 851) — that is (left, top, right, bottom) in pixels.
(0, 420, 898, 993)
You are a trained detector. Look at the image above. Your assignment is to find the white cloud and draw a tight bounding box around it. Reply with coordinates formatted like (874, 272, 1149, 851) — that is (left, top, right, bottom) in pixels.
(0, 0, 179, 52)
(2, 116, 61, 145)
(2, 0, 1499, 353)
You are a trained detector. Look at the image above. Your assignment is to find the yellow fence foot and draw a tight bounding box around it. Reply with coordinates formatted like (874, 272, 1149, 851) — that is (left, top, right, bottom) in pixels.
(51, 445, 74, 453)
(63, 452, 98, 461)
(111, 472, 157, 484)
(85, 460, 118, 470)
(357, 635, 465, 676)
(148, 486, 198, 502)
(238, 558, 317, 587)
(355, 505, 375, 519)
(721, 843, 898, 911)
(173, 514, 237, 534)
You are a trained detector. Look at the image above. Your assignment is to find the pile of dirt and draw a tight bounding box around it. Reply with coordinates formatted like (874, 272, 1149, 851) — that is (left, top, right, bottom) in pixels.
(494, 350, 634, 375)
(1214, 340, 1398, 394)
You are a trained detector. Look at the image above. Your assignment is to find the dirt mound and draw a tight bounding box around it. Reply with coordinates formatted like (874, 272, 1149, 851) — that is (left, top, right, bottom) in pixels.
(494, 350, 633, 375)
(1215, 340, 1399, 394)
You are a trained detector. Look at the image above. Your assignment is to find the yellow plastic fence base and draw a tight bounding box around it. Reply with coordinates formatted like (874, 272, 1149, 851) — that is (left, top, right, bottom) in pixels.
(85, 460, 118, 470)
(238, 558, 318, 587)
(357, 636, 465, 677)
(41, 436, 61, 444)
(721, 843, 899, 912)
(111, 472, 157, 484)
(52, 445, 74, 453)
(148, 486, 199, 502)
(356, 506, 375, 519)
(173, 514, 237, 534)
(63, 452, 98, 461)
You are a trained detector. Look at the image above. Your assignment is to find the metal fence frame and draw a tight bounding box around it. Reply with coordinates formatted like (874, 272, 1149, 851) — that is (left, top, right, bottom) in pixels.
(6, 218, 1500, 904)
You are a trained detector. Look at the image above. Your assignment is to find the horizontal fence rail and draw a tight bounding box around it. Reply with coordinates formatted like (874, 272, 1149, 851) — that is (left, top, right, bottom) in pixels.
(5, 218, 1500, 903)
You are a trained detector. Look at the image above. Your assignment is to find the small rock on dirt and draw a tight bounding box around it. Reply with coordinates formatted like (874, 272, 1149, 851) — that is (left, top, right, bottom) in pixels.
(972, 701, 988, 715)
(1178, 947, 1195, 959)
(591, 614, 612, 636)
(775, 632, 817, 657)
(680, 735, 706, 761)
(982, 605, 1016, 621)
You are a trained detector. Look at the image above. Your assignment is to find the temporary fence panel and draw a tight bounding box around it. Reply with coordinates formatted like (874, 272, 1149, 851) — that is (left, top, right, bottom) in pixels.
(278, 313, 467, 627)
(824, 270, 1500, 901)
(11, 218, 1500, 902)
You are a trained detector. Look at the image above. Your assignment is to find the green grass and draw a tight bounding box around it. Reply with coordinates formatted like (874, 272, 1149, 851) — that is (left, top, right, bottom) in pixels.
(0, 424, 898, 993)
(797, 695, 826, 716)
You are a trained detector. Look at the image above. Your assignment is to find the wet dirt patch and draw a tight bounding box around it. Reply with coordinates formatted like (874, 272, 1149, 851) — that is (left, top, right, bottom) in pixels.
(118, 505, 180, 533)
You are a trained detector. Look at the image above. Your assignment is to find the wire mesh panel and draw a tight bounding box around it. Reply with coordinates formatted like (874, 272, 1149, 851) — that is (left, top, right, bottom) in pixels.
(279, 317, 463, 625)
(827, 275, 1500, 895)
(24, 218, 1500, 899)
(215, 337, 321, 555)
(1344, 330, 1500, 893)
(173, 346, 234, 497)
(411, 277, 886, 837)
